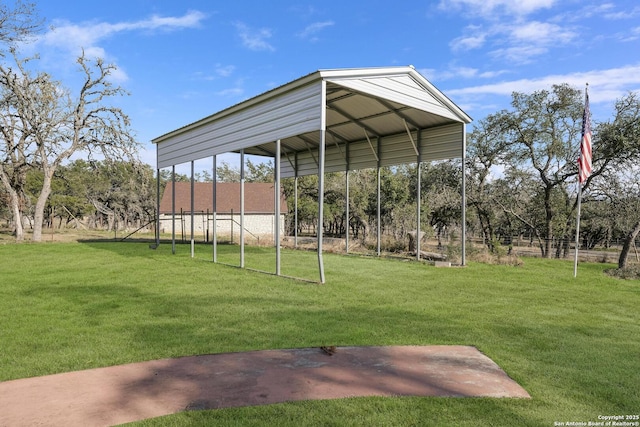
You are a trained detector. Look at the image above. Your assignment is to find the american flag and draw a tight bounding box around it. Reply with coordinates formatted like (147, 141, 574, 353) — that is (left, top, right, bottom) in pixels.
(578, 90, 592, 184)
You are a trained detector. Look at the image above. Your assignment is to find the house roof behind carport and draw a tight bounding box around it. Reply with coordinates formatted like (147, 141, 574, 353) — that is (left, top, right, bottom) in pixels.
(159, 182, 287, 214)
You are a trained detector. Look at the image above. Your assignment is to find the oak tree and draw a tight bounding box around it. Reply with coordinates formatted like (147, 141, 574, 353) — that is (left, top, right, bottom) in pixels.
(0, 50, 137, 241)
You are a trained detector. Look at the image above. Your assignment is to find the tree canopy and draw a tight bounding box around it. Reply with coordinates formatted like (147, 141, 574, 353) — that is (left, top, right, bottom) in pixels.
(0, 4, 138, 241)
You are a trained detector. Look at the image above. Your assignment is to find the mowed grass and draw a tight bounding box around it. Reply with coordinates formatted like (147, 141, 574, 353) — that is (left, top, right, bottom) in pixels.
(0, 240, 638, 426)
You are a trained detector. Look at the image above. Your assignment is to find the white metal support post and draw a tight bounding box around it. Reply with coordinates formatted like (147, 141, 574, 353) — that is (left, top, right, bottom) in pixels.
(461, 124, 467, 266)
(190, 160, 195, 258)
(376, 136, 381, 257)
(171, 165, 176, 255)
(240, 149, 245, 268)
(345, 171, 350, 253)
(275, 139, 281, 276)
(294, 152, 299, 248)
(416, 129, 422, 261)
(345, 141, 350, 254)
(317, 81, 327, 283)
(155, 169, 160, 247)
(212, 155, 217, 263)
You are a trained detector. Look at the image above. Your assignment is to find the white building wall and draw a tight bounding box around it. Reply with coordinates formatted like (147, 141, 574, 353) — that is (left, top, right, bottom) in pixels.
(159, 213, 286, 243)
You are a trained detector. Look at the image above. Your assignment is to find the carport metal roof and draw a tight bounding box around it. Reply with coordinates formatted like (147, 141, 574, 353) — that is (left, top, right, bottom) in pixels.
(153, 66, 471, 176)
(152, 66, 472, 283)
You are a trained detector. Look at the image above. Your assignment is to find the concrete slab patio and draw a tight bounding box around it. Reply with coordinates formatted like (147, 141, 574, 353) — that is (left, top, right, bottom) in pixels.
(0, 345, 530, 427)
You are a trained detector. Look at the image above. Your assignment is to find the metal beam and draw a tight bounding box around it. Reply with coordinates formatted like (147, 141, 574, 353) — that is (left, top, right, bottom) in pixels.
(326, 89, 358, 102)
(294, 152, 299, 248)
(298, 134, 319, 166)
(240, 150, 245, 268)
(377, 136, 381, 257)
(280, 140, 299, 154)
(326, 129, 351, 168)
(283, 151, 296, 172)
(327, 103, 380, 138)
(171, 165, 175, 255)
(345, 170, 349, 253)
(190, 161, 195, 258)
(345, 140, 350, 253)
(374, 97, 422, 129)
(155, 169, 160, 247)
(280, 141, 302, 175)
(462, 124, 467, 266)
(212, 155, 217, 263)
(318, 81, 327, 284)
(328, 132, 345, 162)
(364, 128, 379, 163)
(252, 145, 276, 157)
(403, 119, 419, 156)
(416, 129, 422, 261)
(326, 108, 409, 133)
(275, 139, 281, 276)
(325, 128, 350, 145)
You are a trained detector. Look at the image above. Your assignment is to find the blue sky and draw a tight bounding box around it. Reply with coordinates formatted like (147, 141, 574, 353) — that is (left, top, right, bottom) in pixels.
(21, 0, 640, 173)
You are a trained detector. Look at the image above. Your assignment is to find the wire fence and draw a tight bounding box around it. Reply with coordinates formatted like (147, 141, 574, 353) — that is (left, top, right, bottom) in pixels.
(299, 234, 639, 266)
(459, 236, 639, 265)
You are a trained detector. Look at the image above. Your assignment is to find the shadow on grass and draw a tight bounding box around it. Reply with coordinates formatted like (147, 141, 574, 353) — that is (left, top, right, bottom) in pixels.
(78, 239, 324, 282)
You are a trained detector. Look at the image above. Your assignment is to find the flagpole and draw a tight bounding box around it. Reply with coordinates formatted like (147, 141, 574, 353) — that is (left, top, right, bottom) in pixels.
(573, 181, 582, 277)
(574, 83, 591, 278)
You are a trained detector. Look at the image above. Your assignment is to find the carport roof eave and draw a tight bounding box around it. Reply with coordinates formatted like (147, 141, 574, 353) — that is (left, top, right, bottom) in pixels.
(151, 65, 471, 146)
(405, 68, 472, 124)
(151, 68, 324, 145)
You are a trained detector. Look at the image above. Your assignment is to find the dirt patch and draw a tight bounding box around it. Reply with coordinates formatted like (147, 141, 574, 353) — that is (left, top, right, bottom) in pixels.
(604, 266, 640, 280)
(0, 228, 153, 244)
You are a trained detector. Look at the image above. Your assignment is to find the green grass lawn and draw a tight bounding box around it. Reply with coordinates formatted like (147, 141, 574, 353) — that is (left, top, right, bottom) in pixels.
(0, 240, 638, 426)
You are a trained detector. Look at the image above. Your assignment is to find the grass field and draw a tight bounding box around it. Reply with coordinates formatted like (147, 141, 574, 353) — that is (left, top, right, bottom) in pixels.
(0, 239, 638, 426)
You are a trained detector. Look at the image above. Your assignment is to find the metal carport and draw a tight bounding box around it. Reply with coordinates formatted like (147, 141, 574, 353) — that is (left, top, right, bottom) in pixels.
(152, 65, 472, 283)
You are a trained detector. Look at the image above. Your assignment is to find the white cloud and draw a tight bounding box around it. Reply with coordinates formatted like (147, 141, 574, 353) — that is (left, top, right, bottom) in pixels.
(215, 78, 245, 98)
(439, 0, 556, 17)
(419, 68, 438, 81)
(452, 66, 480, 78)
(215, 87, 244, 97)
(489, 45, 548, 64)
(615, 26, 640, 42)
(106, 66, 129, 84)
(421, 65, 509, 82)
(442, 0, 578, 64)
(510, 21, 575, 44)
(215, 64, 236, 77)
(25, 10, 207, 81)
(450, 33, 486, 51)
(447, 64, 640, 104)
(192, 65, 236, 82)
(37, 11, 206, 55)
(604, 5, 640, 20)
(591, 2, 616, 14)
(297, 21, 335, 41)
(478, 69, 510, 79)
(455, 19, 576, 63)
(233, 22, 275, 52)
